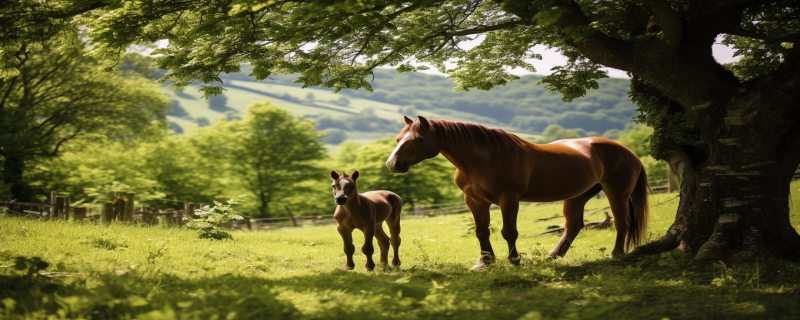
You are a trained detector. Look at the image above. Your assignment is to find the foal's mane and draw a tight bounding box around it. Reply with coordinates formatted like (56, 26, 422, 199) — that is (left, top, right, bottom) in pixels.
(411, 119, 531, 150)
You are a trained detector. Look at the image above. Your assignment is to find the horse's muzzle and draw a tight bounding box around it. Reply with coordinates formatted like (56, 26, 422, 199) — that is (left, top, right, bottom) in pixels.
(390, 160, 409, 173)
(335, 196, 347, 205)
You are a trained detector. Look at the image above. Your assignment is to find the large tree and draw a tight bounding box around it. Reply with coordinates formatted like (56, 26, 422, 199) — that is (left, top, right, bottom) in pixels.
(0, 43, 168, 201)
(194, 101, 327, 217)
(4, 0, 800, 262)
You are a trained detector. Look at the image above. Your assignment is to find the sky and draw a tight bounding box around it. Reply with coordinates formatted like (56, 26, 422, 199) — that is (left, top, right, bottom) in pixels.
(416, 35, 740, 79)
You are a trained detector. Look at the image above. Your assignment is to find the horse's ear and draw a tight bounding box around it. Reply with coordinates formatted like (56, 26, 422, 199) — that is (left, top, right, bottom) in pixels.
(418, 116, 430, 130)
(351, 170, 359, 181)
(330, 171, 339, 180)
(404, 116, 414, 125)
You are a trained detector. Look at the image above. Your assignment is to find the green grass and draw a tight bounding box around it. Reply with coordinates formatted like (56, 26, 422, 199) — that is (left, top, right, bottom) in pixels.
(2, 182, 800, 319)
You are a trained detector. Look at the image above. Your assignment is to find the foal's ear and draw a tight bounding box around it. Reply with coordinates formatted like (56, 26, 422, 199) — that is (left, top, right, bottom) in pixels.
(330, 171, 340, 180)
(351, 170, 359, 181)
(404, 116, 414, 125)
(418, 116, 430, 130)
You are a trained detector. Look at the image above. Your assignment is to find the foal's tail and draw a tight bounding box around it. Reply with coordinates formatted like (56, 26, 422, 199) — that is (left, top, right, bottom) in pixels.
(627, 166, 650, 251)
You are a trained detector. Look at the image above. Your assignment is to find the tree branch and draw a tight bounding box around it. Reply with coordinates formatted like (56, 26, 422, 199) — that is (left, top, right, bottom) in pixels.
(447, 20, 524, 37)
(646, 0, 682, 46)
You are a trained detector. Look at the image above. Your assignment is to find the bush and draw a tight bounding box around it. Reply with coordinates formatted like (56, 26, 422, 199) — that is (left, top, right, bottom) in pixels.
(185, 198, 244, 240)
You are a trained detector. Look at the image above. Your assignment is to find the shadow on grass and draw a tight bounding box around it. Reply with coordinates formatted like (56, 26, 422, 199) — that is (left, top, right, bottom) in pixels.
(2, 254, 800, 320)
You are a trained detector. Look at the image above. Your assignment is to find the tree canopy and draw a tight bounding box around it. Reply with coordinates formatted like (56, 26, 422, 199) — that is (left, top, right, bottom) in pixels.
(194, 101, 327, 217)
(0, 43, 168, 201)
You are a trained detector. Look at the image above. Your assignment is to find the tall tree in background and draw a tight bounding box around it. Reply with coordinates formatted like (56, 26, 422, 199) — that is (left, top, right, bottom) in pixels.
(196, 101, 326, 217)
(4, 0, 800, 261)
(0, 44, 168, 201)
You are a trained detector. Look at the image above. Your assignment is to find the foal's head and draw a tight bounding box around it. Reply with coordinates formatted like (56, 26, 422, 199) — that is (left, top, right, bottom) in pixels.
(330, 170, 359, 205)
(386, 116, 441, 173)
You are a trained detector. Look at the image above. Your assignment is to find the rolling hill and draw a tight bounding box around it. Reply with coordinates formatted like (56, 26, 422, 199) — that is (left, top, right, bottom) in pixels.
(162, 68, 639, 149)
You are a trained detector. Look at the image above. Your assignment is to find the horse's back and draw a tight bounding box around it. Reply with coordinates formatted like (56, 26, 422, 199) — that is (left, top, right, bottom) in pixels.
(362, 190, 403, 215)
(522, 137, 640, 201)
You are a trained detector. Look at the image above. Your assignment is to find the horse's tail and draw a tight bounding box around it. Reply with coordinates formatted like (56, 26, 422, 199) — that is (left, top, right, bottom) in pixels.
(627, 165, 650, 251)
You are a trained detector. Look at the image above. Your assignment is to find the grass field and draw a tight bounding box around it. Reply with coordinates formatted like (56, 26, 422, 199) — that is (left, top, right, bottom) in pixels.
(2, 182, 800, 319)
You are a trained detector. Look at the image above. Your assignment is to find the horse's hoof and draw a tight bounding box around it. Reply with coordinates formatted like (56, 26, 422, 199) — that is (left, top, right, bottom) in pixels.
(509, 256, 522, 265)
(470, 261, 490, 271)
(392, 260, 401, 267)
(344, 263, 355, 270)
(366, 262, 376, 271)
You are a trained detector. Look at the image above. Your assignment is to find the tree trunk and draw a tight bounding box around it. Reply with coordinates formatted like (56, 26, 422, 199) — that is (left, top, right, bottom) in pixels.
(636, 98, 800, 263)
(259, 192, 270, 217)
(2, 154, 31, 201)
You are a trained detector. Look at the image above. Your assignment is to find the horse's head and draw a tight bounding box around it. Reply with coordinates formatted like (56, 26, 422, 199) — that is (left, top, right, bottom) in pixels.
(330, 170, 359, 205)
(386, 116, 440, 173)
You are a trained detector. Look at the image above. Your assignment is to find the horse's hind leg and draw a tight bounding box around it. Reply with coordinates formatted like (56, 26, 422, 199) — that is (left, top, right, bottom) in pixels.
(605, 191, 633, 257)
(387, 211, 402, 267)
(375, 223, 390, 265)
(550, 184, 602, 257)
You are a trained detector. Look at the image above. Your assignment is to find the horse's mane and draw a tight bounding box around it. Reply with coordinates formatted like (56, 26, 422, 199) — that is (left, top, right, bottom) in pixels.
(410, 119, 531, 150)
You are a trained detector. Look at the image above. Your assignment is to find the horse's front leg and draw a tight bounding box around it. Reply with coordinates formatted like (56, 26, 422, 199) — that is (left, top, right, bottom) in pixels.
(466, 195, 494, 270)
(498, 195, 521, 265)
(361, 224, 376, 271)
(337, 224, 356, 270)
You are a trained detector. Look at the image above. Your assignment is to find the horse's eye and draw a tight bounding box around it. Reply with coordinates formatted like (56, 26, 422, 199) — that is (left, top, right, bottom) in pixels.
(414, 136, 425, 142)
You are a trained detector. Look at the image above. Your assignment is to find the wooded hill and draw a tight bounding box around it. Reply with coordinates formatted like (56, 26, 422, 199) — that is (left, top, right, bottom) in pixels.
(163, 67, 637, 145)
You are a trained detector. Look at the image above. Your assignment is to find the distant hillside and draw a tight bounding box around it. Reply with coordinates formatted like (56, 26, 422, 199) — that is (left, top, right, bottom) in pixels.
(162, 67, 638, 147)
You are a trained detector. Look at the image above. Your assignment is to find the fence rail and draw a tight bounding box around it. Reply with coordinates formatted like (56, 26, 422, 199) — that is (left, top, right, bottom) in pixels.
(3, 171, 798, 229)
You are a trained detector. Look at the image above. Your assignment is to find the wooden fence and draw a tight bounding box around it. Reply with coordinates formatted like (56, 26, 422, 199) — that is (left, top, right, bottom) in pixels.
(3, 170, 797, 230)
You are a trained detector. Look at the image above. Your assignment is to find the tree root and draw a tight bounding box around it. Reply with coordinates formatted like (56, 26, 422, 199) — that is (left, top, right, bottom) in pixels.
(630, 223, 681, 256)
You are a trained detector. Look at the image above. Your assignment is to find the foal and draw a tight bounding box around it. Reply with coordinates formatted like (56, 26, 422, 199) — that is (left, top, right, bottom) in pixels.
(330, 170, 403, 271)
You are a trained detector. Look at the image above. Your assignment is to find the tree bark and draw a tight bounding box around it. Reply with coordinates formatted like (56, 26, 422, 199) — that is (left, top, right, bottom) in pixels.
(635, 96, 800, 263)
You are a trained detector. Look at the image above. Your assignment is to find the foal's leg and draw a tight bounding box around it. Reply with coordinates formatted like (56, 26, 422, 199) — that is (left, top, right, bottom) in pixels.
(550, 184, 602, 257)
(361, 224, 377, 271)
(374, 222, 390, 265)
(498, 195, 521, 265)
(388, 210, 402, 267)
(337, 225, 356, 270)
(466, 195, 494, 270)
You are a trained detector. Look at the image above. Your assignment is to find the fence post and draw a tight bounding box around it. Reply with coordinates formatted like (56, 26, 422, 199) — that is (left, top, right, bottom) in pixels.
(63, 196, 70, 221)
(285, 206, 298, 227)
(165, 211, 174, 227)
(114, 198, 126, 221)
(184, 203, 198, 219)
(102, 201, 114, 224)
(49, 191, 56, 218)
(74, 208, 86, 221)
(53, 197, 65, 219)
(245, 216, 252, 230)
(125, 193, 135, 222)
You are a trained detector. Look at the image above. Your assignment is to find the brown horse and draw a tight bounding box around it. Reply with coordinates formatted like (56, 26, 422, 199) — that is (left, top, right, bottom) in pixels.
(386, 116, 649, 269)
(330, 170, 403, 271)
